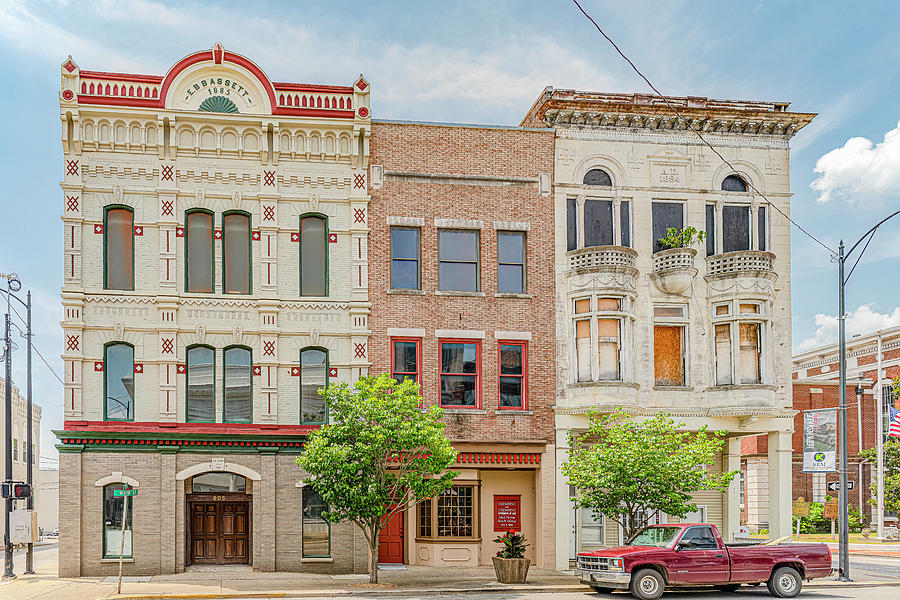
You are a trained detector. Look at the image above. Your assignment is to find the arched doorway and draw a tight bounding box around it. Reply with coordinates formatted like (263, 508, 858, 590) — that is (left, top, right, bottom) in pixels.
(186, 472, 251, 565)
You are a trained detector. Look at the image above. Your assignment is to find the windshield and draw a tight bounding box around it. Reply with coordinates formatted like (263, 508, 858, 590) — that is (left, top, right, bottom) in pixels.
(626, 526, 682, 547)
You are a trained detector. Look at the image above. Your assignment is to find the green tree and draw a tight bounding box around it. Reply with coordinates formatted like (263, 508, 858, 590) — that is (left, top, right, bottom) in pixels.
(297, 374, 457, 583)
(861, 380, 900, 513)
(562, 409, 737, 540)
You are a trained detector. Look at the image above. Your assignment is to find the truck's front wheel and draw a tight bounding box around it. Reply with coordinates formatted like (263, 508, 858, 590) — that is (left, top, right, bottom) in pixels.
(767, 566, 802, 598)
(630, 568, 665, 600)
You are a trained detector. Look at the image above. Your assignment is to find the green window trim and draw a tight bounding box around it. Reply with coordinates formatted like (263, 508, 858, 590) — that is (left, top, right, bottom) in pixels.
(222, 345, 253, 424)
(185, 344, 216, 423)
(185, 208, 216, 294)
(299, 346, 329, 425)
(299, 213, 329, 297)
(221, 210, 252, 295)
(103, 205, 135, 291)
(103, 341, 135, 422)
(102, 484, 134, 559)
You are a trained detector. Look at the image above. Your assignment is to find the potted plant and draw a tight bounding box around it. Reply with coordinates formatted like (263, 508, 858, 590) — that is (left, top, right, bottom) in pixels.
(650, 226, 706, 295)
(492, 530, 530, 584)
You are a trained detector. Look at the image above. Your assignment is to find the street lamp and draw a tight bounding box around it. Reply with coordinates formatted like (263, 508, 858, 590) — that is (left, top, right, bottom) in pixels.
(0, 272, 34, 579)
(835, 208, 900, 581)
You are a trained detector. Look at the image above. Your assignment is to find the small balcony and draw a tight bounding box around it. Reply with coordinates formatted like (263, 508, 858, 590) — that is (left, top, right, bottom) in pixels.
(650, 247, 697, 295)
(706, 250, 775, 277)
(567, 245, 637, 273)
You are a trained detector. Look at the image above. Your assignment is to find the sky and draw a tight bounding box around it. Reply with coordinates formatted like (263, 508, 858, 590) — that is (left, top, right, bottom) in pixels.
(2, 0, 900, 463)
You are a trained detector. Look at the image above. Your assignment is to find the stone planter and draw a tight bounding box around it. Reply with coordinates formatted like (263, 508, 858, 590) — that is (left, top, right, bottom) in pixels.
(492, 556, 531, 584)
(650, 247, 697, 295)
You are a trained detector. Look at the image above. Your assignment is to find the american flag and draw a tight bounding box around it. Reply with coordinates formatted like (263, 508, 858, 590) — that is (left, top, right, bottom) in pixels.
(890, 405, 900, 437)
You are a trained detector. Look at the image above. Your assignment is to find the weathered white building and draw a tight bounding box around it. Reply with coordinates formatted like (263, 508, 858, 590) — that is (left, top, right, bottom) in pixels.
(0, 376, 41, 499)
(521, 89, 814, 568)
(56, 45, 372, 575)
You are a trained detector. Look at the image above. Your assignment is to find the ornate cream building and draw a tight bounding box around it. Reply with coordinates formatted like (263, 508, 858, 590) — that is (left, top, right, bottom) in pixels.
(521, 89, 814, 568)
(56, 45, 372, 575)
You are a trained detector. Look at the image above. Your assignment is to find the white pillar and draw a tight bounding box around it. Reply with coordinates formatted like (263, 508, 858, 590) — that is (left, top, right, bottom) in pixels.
(723, 437, 742, 542)
(576, 193, 586, 249)
(715, 200, 724, 254)
(750, 202, 760, 251)
(555, 426, 571, 571)
(612, 196, 621, 246)
(767, 430, 792, 540)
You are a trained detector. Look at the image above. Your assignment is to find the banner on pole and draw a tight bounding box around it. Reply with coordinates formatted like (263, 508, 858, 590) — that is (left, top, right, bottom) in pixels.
(802, 408, 838, 473)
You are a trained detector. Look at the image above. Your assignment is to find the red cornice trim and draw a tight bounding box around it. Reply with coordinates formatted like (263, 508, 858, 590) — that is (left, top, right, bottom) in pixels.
(77, 95, 162, 108)
(272, 107, 356, 118)
(273, 82, 354, 93)
(80, 70, 163, 84)
(63, 420, 317, 435)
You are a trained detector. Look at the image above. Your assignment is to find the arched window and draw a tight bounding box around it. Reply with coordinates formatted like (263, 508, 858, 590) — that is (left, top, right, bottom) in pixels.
(103, 483, 133, 558)
(104, 206, 134, 290)
(186, 345, 215, 422)
(300, 348, 328, 424)
(186, 210, 214, 293)
(721, 174, 748, 192)
(583, 168, 613, 187)
(223, 212, 251, 294)
(223, 347, 252, 423)
(191, 472, 246, 493)
(300, 214, 327, 296)
(104, 343, 134, 421)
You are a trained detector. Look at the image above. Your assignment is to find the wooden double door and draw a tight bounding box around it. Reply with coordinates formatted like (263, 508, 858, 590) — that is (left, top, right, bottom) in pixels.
(188, 494, 251, 565)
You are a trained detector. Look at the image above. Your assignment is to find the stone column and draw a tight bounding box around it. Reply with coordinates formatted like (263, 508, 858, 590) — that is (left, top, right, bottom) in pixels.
(715, 199, 724, 254)
(255, 449, 278, 571)
(723, 437, 742, 542)
(58, 448, 83, 577)
(750, 200, 760, 251)
(612, 196, 621, 246)
(768, 430, 793, 539)
(576, 193, 586, 249)
(159, 447, 178, 573)
(554, 427, 570, 571)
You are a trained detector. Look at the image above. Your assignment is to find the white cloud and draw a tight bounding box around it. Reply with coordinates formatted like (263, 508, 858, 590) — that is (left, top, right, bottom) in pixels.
(810, 119, 900, 204)
(796, 303, 900, 351)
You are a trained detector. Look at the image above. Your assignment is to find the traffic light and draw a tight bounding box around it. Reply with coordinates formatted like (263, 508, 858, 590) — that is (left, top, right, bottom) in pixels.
(1, 481, 31, 499)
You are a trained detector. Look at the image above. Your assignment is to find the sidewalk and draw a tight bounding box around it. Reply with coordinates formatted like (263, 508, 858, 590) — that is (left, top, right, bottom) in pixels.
(825, 542, 900, 557)
(2, 562, 900, 600)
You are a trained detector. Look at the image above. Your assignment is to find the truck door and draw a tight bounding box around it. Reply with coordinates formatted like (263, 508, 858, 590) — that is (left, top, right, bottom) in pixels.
(669, 526, 730, 585)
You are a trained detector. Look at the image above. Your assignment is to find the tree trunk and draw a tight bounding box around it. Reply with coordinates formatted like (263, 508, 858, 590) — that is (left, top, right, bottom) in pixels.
(369, 531, 379, 584)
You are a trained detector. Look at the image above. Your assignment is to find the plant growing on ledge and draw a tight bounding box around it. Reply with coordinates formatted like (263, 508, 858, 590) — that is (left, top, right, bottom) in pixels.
(297, 374, 458, 584)
(658, 226, 706, 250)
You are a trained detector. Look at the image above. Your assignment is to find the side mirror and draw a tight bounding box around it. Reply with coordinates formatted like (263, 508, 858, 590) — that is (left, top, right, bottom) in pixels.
(676, 540, 693, 550)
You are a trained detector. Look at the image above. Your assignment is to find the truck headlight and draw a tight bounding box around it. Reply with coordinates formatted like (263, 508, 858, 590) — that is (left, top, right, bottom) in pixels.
(609, 558, 624, 572)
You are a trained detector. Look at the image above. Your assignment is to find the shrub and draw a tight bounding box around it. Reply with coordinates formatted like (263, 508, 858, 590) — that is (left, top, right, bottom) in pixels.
(494, 530, 529, 559)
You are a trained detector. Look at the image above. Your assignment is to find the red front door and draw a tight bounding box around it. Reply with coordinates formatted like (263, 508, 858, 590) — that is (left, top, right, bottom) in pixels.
(378, 507, 404, 564)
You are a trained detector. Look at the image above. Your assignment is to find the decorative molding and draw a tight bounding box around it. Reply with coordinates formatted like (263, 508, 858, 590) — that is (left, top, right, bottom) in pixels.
(494, 331, 532, 341)
(94, 472, 139, 487)
(435, 329, 485, 339)
(493, 221, 531, 231)
(434, 218, 483, 229)
(387, 328, 426, 338)
(386, 216, 425, 227)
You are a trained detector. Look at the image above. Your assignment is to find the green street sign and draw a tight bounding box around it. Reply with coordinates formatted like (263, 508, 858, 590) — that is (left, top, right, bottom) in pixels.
(113, 489, 137, 497)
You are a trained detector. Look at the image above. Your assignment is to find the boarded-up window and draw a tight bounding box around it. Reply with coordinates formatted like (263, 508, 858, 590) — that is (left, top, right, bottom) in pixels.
(722, 205, 750, 252)
(653, 325, 684, 386)
(584, 200, 613, 247)
(714, 324, 732, 385)
(597, 318, 620, 380)
(567, 197, 578, 251)
(651, 202, 683, 253)
(739, 323, 761, 383)
(576, 320, 591, 382)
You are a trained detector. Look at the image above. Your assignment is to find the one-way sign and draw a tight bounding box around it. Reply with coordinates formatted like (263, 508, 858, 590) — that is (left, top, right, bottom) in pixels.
(826, 481, 854, 491)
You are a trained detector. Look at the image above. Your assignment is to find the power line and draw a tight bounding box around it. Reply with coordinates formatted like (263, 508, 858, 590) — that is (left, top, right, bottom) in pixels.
(571, 0, 837, 259)
(6, 301, 66, 387)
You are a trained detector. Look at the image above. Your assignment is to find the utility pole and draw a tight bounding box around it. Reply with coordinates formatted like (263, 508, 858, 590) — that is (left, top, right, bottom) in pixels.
(837, 241, 850, 580)
(3, 312, 12, 580)
(24, 291, 33, 574)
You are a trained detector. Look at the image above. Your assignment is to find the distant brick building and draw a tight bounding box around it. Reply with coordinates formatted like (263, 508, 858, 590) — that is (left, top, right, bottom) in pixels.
(368, 120, 557, 568)
(742, 326, 900, 529)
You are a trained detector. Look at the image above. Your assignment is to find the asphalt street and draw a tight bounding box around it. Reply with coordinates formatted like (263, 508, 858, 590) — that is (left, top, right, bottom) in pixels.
(0, 542, 59, 573)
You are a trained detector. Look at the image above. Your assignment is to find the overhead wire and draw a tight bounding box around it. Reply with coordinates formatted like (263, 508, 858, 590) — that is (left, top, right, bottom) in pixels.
(5, 299, 66, 387)
(571, 0, 837, 259)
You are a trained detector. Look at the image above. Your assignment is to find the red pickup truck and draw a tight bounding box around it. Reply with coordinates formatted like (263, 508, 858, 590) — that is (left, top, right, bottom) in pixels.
(576, 523, 832, 600)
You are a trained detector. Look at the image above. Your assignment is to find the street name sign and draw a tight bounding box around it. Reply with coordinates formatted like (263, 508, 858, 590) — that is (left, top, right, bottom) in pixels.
(113, 488, 138, 497)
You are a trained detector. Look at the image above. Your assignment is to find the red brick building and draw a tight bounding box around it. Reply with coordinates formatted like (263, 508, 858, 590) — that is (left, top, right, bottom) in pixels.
(742, 327, 900, 529)
(367, 120, 556, 568)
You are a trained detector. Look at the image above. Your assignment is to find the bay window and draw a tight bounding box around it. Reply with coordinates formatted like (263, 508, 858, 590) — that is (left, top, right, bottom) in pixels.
(711, 300, 767, 385)
(439, 340, 479, 408)
(572, 296, 628, 383)
(417, 484, 479, 540)
(498, 342, 526, 409)
(653, 305, 687, 387)
(104, 206, 134, 290)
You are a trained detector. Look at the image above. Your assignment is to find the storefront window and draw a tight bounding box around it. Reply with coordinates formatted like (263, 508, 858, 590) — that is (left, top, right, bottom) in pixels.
(417, 484, 479, 540)
(302, 486, 330, 558)
(103, 484, 133, 558)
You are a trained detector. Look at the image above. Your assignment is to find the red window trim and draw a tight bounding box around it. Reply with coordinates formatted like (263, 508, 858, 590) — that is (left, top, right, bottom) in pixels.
(497, 340, 527, 411)
(438, 338, 481, 409)
(390, 337, 422, 384)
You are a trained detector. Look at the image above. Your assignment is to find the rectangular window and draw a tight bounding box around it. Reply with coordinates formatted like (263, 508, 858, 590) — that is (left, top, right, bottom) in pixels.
(105, 207, 134, 290)
(186, 211, 214, 293)
(105, 343, 135, 421)
(392, 338, 420, 383)
(300, 215, 327, 296)
(739, 323, 761, 384)
(722, 205, 750, 252)
(438, 230, 479, 292)
(497, 231, 525, 294)
(620, 200, 631, 247)
(757, 207, 767, 251)
(301, 348, 328, 424)
(439, 340, 479, 407)
(418, 485, 479, 540)
(223, 347, 252, 423)
(103, 485, 133, 558)
(705, 204, 716, 256)
(567, 197, 578, 251)
(186, 346, 215, 422)
(584, 199, 613, 247)
(714, 324, 733, 385)
(223, 213, 250, 294)
(580, 508, 605, 550)
(302, 486, 330, 558)
(653, 308, 686, 387)
(390, 227, 420, 290)
(651, 202, 684, 253)
(597, 318, 620, 381)
(499, 342, 525, 409)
